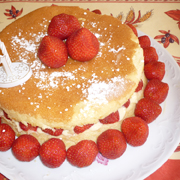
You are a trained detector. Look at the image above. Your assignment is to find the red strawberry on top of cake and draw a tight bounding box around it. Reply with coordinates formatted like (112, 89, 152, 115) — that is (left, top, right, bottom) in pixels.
(38, 36, 68, 68)
(48, 13, 81, 40)
(67, 28, 99, 62)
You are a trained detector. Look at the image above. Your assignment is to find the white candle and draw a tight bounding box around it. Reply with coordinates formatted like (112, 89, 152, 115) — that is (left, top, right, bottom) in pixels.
(0, 40, 32, 88)
(0, 40, 13, 76)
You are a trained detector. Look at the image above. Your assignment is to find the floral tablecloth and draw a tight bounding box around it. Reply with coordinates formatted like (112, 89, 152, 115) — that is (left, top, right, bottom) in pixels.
(0, 0, 180, 179)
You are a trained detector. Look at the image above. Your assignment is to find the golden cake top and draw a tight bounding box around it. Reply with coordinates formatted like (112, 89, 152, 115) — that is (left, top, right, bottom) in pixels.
(0, 6, 144, 130)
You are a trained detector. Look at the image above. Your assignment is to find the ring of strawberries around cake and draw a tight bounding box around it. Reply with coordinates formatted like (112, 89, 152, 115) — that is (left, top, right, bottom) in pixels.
(0, 6, 169, 168)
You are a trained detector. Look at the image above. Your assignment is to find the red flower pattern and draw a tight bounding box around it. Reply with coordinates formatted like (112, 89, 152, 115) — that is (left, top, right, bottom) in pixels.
(4, 6, 23, 19)
(154, 30, 179, 48)
(165, 9, 180, 30)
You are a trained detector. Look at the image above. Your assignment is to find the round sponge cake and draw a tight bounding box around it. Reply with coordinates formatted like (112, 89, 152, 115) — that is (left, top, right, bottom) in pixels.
(0, 6, 144, 148)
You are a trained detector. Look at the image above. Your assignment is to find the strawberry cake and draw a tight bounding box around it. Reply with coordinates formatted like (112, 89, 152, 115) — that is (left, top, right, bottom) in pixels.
(0, 5, 145, 150)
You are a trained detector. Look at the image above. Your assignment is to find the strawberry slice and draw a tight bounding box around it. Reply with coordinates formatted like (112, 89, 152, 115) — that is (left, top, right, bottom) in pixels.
(121, 117, 149, 146)
(135, 97, 162, 124)
(38, 36, 68, 68)
(143, 46, 159, 64)
(74, 124, 93, 134)
(48, 13, 81, 40)
(135, 79, 143, 92)
(144, 79, 169, 104)
(99, 111, 119, 124)
(67, 28, 99, 62)
(42, 128, 63, 136)
(39, 138, 66, 168)
(97, 129, 127, 159)
(0, 123, 15, 151)
(123, 99, 130, 108)
(3, 111, 12, 121)
(138, 35, 151, 48)
(12, 134, 40, 162)
(67, 140, 98, 167)
(19, 122, 37, 132)
(144, 61, 165, 81)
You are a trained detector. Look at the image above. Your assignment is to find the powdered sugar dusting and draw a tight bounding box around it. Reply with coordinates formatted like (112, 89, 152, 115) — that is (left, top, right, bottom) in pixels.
(82, 74, 127, 105)
(11, 31, 46, 64)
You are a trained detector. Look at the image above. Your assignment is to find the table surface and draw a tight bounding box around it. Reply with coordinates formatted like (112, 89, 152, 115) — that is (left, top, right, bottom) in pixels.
(0, 0, 180, 179)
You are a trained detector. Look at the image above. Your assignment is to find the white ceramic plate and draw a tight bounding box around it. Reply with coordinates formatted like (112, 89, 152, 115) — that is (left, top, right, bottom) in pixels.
(1, 31, 180, 180)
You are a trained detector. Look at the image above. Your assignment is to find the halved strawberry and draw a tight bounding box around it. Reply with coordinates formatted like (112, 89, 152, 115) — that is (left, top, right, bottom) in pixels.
(0, 123, 15, 151)
(135, 79, 143, 92)
(144, 61, 165, 81)
(42, 128, 63, 136)
(67, 28, 99, 62)
(74, 124, 93, 134)
(135, 97, 162, 124)
(38, 36, 68, 68)
(138, 35, 151, 48)
(99, 111, 119, 124)
(39, 138, 66, 168)
(12, 134, 40, 162)
(143, 46, 159, 64)
(67, 140, 98, 167)
(97, 129, 127, 159)
(3, 111, 11, 121)
(123, 99, 130, 108)
(144, 79, 169, 104)
(121, 117, 149, 146)
(48, 13, 81, 40)
(19, 122, 37, 132)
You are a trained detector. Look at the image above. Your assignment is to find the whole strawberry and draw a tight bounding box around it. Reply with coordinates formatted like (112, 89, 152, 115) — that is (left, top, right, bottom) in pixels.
(138, 35, 151, 48)
(39, 138, 66, 168)
(97, 129, 127, 159)
(67, 140, 98, 167)
(67, 28, 99, 62)
(0, 123, 15, 151)
(143, 46, 159, 64)
(12, 134, 40, 162)
(121, 117, 149, 146)
(144, 79, 169, 104)
(99, 111, 119, 124)
(144, 61, 165, 80)
(135, 97, 162, 124)
(38, 36, 68, 68)
(48, 13, 81, 40)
